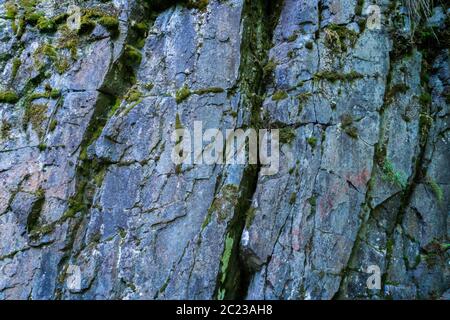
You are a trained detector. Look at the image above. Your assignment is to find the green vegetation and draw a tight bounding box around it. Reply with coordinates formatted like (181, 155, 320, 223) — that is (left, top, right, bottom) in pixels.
(1, 120, 12, 139)
(245, 207, 256, 228)
(308, 196, 317, 208)
(58, 26, 79, 60)
(289, 192, 297, 205)
(37, 16, 56, 32)
(307, 136, 317, 149)
(314, 70, 363, 82)
(419, 92, 431, 106)
(287, 33, 298, 42)
(24, 103, 47, 138)
(49, 119, 57, 132)
(305, 41, 314, 50)
(0, 90, 19, 103)
(381, 160, 407, 189)
(4, 1, 17, 20)
(194, 87, 225, 95)
(279, 127, 296, 144)
(34, 44, 70, 74)
(218, 234, 234, 300)
(386, 83, 410, 102)
(272, 90, 288, 101)
(426, 176, 443, 203)
(263, 58, 277, 83)
(98, 16, 119, 33)
(340, 113, 359, 139)
(297, 92, 312, 112)
(324, 24, 358, 52)
(124, 87, 142, 103)
(11, 58, 22, 79)
(124, 44, 142, 66)
(175, 85, 191, 104)
(186, 0, 209, 11)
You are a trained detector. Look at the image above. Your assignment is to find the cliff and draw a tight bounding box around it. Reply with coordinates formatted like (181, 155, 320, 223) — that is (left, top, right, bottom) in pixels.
(0, 0, 448, 299)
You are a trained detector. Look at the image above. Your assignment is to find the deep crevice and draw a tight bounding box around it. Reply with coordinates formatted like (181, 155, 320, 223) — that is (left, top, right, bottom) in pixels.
(213, 0, 284, 300)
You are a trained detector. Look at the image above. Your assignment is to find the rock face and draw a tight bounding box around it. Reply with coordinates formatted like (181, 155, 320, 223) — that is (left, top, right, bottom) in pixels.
(0, 0, 448, 300)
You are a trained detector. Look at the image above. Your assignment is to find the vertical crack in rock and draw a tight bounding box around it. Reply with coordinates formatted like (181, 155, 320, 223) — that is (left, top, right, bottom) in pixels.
(335, 1, 449, 299)
(213, 0, 284, 300)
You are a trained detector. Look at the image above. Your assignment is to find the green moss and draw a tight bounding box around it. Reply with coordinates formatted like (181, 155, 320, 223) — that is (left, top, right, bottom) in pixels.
(98, 16, 119, 35)
(175, 85, 191, 104)
(340, 113, 359, 139)
(245, 207, 256, 228)
(355, 0, 364, 16)
(386, 83, 410, 102)
(308, 196, 316, 208)
(219, 234, 234, 285)
(124, 87, 142, 103)
(11, 57, 21, 79)
(30, 88, 60, 101)
(123, 44, 142, 66)
(314, 70, 363, 82)
(4, 1, 17, 19)
(24, 12, 44, 25)
(175, 113, 183, 130)
(55, 57, 70, 74)
(0, 90, 19, 103)
(58, 26, 79, 60)
(52, 13, 68, 25)
(24, 103, 47, 138)
(272, 90, 288, 101)
(341, 113, 353, 127)
(49, 119, 57, 132)
(34, 43, 70, 74)
(289, 192, 297, 205)
(1, 120, 12, 139)
(297, 92, 312, 110)
(287, 33, 298, 42)
(79, 16, 96, 34)
(307, 136, 317, 149)
(186, 0, 209, 11)
(37, 143, 47, 151)
(107, 98, 122, 117)
(324, 24, 358, 52)
(263, 58, 277, 82)
(344, 126, 358, 139)
(37, 16, 56, 32)
(77, 8, 118, 35)
(426, 176, 443, 203)
(194, 87, 225, 95)
(144, 82, 154, 91)
(279, 127, 296, 144)
(419, 92, 432, 106)
(381, 160, 407, 189)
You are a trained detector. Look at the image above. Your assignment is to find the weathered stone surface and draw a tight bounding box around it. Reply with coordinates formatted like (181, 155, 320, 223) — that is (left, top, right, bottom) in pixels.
(0, 0, 448, 300)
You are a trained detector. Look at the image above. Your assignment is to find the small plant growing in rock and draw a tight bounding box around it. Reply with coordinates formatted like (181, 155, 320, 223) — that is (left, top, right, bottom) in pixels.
(0, 90, 19, 103)
(272, 90, 288, 101)
(307, 136, 317, 149)
(175, 85, 191, 104)
(340, 113, 359, 139)
(382, 160, 407, 189)
(279, 127, 296, 144)
(426, 176, 443, 204)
